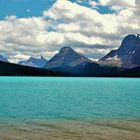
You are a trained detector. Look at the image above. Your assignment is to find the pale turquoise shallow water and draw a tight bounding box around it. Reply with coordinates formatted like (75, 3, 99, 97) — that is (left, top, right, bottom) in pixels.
(0, 77, 140, 120)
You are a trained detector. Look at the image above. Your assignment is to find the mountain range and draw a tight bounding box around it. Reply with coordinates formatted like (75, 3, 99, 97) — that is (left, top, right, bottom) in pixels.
(18, 56, 47, 68)
(0, 34, 140, 77)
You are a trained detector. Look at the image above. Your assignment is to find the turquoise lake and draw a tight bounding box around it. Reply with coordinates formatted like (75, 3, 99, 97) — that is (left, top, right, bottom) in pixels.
(0, 77, 140, 120)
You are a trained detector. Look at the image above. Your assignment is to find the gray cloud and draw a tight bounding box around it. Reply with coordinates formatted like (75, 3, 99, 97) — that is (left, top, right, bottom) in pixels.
(134, 0, 140, 16)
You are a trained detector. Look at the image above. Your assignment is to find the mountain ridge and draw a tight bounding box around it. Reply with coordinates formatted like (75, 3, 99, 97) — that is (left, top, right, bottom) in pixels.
(18, 56, 47, 68)
(0, 55, 8, 63)
(45, 46, 92, 71)
(0, 33, 140, 77)
(99, 34, 140, 68)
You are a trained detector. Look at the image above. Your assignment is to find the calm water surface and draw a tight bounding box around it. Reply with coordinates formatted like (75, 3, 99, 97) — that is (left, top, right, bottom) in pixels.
(0, 77, 140, 120)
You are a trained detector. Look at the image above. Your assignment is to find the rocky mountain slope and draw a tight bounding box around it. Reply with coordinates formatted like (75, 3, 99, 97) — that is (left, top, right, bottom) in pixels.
(0, 55, 8, 62)
(100, 34, 140, 68)
(18, 56, 47, 68)
(45, 47, 91, 71)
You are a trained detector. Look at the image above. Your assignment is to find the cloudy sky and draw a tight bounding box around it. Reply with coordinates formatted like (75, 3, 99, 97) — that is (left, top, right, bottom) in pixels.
(0, 0, 139, 62)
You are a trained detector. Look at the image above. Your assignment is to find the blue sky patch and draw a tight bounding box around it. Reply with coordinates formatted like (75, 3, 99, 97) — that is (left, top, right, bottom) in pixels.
(0, 0, 115, 20)
(0, 0, 55, 20)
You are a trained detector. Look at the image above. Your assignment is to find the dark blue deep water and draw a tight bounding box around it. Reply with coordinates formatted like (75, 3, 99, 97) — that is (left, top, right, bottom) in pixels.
(0, 77, 140, 120)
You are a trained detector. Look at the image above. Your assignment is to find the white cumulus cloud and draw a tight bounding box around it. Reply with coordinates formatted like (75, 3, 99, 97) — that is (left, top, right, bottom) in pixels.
(0, 0, 139, 62)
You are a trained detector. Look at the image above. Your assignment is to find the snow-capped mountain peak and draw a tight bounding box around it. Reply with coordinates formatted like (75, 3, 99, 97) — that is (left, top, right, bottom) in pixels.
(18, 56, 47, 68)
(99, 34, 140, 68)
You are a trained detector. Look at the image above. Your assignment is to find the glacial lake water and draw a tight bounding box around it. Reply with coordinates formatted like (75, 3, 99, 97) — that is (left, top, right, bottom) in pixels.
(0, 77, 140, 121)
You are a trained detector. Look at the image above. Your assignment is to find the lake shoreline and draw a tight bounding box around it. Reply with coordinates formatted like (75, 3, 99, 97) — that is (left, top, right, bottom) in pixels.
(0, 119, 140, 140)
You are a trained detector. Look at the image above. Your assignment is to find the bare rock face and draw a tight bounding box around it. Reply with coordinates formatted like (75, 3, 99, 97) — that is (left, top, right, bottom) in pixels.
(99, 34, 140, 68)
(45, 47, 91, 69)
